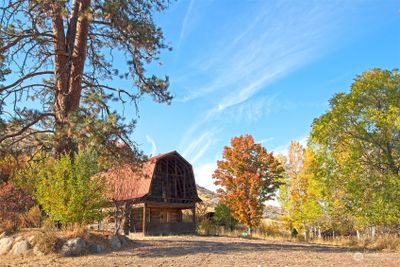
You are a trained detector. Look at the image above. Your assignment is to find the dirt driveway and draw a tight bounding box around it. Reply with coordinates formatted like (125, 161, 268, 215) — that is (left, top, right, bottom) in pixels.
(1, 235, 399, 267)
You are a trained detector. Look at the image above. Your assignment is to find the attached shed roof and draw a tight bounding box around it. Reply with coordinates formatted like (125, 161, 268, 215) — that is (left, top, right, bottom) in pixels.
(103, 151, 189, 202)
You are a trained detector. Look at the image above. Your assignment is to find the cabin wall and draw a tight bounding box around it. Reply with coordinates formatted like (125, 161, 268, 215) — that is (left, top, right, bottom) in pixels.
(130, 206, 194, 235)
(147, 221, 195, 235)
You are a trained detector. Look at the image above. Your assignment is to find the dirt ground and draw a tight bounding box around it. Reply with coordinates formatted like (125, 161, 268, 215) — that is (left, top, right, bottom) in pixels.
(1, 235, 399, 267)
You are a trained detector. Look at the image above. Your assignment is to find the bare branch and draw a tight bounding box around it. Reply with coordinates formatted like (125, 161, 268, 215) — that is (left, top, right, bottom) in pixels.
(0, 112, 56, 143)
(0, 71, 53, 92)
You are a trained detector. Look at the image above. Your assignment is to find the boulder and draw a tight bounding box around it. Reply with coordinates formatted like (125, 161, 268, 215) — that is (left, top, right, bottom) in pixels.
(61, 238, 86, 256)
(118, 235, 131, 247)
(10, 240, 31, 256)
(88, 244, 106, 254)
(0, 237, 14, 255)
(109, 235, 121, 250)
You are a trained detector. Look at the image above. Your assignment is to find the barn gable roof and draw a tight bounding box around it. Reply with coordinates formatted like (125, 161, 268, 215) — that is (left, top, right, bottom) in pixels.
(102, 151, 193, 202)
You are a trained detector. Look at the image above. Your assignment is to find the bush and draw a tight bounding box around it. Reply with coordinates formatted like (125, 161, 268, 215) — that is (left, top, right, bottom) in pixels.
(197, 219, 218, 236)
(35, 148, 107, 226)
(254, 220, 287, 238)
(0, 154, 20, 184)
(0, 182, 34, 232)
(63, 225, 89, 239)
(32, 219, 59, 254)
(20, 206, 43, 228)
(370, 236, 400, 251)
(213, 203, 238, 230)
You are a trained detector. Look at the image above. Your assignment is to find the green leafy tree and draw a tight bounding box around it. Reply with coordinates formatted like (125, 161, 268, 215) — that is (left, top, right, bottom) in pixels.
(0, 0, 172, 157)
(213, 134, 284, 234)
(34, 148, 107, 225)
(213, 203, 238, 231)
(310, 68, 400, 231)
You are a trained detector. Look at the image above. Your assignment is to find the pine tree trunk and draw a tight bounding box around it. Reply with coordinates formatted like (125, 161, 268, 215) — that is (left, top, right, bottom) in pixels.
(51, 0, 90, 156)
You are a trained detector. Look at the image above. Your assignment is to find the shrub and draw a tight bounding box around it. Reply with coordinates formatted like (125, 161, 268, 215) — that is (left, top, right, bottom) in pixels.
(32, 219, 59, 254)
(197, 219, 218, 236)
(0, 182, 34, 232)
(19, 206, 43, 228)
(35, 148, 107, 226)
(213, 203, 238, 230)
(255, 220, 286, 238)
(370, 236, 400, 251)
(63, 224, 89, 239)
(0, 154, 20, 184)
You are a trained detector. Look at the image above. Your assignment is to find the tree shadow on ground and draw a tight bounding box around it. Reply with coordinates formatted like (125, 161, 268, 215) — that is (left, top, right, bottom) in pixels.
(109, 236, 365, 258)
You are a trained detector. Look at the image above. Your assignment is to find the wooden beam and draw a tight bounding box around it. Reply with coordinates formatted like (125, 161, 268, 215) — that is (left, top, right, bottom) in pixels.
(183, 165, 186, 198)
(192, 206, 196, 225)
(143, 203, 147, 236)
(166, 158, 169, 200)
(145, 201, 195, 209)
(174, 157, 178, 198)
(129, 206, 135, 233)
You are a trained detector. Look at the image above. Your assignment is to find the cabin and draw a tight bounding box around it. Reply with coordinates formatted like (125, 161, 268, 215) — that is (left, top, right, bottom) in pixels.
(102, 151, 202, 235)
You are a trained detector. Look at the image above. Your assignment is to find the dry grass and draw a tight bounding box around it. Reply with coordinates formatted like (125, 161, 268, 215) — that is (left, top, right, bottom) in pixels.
(198, 220, 400, 252)
(0, 219, 18, 234)
(31, 220, 60, 254)
(19, 206, 42, 228)
(61, 225, 89, 239)
(33, 231, 59, 254)
(306, 235, 400, 252)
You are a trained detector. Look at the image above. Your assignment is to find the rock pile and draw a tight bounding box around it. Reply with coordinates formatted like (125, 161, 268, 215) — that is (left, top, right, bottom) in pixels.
(0, 232, 131, 257)
(0, 236, 34, 256)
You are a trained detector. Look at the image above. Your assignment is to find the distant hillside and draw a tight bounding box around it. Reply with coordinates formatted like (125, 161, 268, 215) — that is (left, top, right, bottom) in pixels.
(196, 184, 219, 209)
(263, 205, 284, 220)
(196, 184, 284, 220)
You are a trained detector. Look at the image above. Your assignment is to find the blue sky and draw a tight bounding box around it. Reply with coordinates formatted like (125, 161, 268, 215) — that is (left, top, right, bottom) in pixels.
(4, 0, 399, 191)
(128, 0, 399, 191)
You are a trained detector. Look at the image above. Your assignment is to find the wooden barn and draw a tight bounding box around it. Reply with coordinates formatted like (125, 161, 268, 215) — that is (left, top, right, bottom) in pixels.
(103, 151, 202, 235)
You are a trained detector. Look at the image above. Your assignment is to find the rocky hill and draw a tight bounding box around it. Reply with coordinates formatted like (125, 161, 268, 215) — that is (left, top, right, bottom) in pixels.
(196, 185, 219, 209)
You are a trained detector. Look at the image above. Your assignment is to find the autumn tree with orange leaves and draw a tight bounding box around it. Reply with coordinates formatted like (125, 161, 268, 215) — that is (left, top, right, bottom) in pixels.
(213, 134, 284, 234)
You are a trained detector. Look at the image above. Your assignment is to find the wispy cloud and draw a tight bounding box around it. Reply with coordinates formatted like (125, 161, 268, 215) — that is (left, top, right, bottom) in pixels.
(256, 137, 275, 145)
(178, 1, 351, 108)
(181, 128, 219, 165)
(177, 1, 355, 178)
(206, 94, 279, 123)
(176, 0, 195, 51)
(145, 135, 157, 156)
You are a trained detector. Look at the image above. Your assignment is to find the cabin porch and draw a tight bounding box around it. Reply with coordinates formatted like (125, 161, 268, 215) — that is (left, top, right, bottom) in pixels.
(128, 202, 196, 235)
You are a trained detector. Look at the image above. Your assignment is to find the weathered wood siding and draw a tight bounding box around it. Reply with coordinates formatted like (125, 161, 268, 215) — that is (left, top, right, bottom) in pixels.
(147, 222, 195, 235)
(147, 154, 199, 204)
(130, 207, 191, 234)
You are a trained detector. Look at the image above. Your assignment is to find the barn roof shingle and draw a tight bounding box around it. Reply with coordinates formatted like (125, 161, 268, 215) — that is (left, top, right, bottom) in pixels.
(102, 151, 184, 202)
